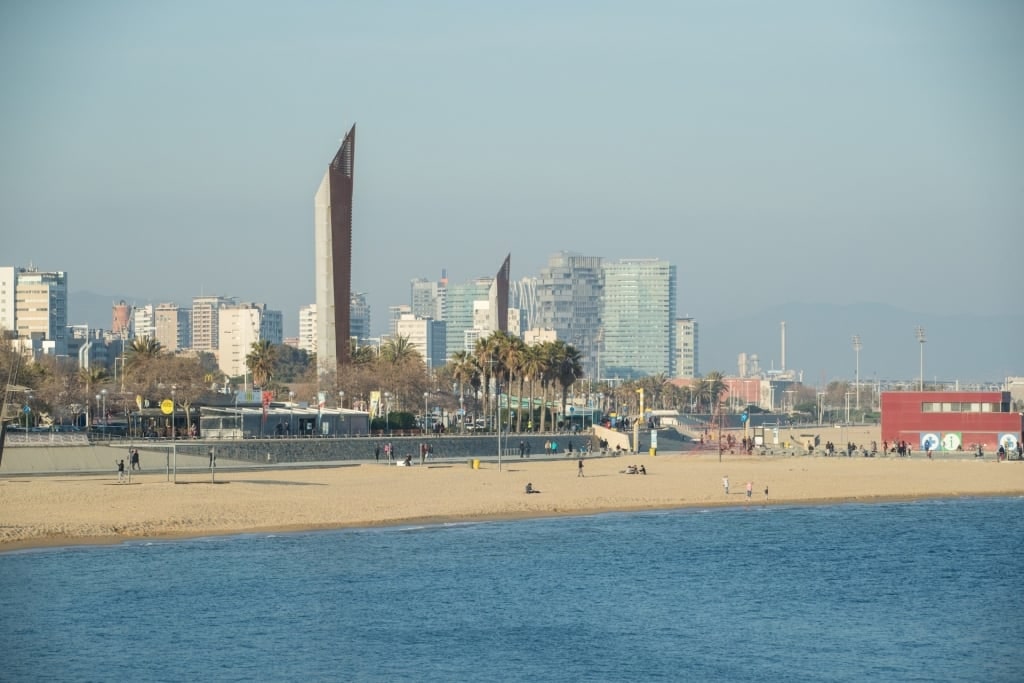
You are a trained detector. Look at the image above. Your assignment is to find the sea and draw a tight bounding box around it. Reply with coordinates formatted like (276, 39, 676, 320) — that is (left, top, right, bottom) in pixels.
(1, 497, 1022, 682)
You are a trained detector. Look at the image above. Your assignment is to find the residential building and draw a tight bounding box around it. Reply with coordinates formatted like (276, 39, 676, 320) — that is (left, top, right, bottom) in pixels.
(132, 305, 155, 341)
(217, 303, 283, 379)
(191, 295, 235, 351)
(155, 303, 191, 352)
(298, 304, 317, 356)
(394, 314, 447, 369)
(675, 317, 698, 379)
(534, 252, 603, 378)
(600, 258, 676, 379)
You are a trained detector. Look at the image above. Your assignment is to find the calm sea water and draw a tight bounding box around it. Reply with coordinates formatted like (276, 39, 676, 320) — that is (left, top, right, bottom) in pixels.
(2, 497, 1022, 682)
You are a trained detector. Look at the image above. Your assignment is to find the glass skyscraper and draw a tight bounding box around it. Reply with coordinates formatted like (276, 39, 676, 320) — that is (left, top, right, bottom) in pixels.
(600, 259, 676, 380)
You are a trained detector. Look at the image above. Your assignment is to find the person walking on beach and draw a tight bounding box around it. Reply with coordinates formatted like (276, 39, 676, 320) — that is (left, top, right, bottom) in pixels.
(722, 475, 729, 495)
(116, 459, 126, 483)
(746, 481, 753, 501)
(130, 448, 141, 471)
(764, 485, 769, 503)
(374, 443, 380, 462)
(577, 458, 585, 477)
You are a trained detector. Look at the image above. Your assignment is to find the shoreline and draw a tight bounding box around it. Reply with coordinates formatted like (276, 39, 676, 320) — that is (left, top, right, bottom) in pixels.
(3, 453, 1022, 553)
(3, 490, 1022, 554)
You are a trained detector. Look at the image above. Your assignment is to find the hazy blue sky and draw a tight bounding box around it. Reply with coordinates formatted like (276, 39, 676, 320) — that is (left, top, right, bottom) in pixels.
(2, 2, 1021, 358)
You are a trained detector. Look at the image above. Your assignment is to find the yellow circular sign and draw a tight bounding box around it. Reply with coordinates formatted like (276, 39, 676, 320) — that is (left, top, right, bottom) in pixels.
(160, 399, 174, 415)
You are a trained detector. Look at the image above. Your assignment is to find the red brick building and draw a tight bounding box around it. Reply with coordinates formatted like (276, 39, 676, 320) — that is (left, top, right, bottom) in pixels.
(880, 391, 1023, 453)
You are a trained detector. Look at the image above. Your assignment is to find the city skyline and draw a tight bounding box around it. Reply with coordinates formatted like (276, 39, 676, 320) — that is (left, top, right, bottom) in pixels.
(2, 3, 1021, 379)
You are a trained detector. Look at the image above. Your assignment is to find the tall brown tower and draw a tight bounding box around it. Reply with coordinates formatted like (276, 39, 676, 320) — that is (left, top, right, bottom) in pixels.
(314, 124, 355, 372)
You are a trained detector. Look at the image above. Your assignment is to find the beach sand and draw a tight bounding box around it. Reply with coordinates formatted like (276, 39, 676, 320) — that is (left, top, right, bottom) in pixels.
(3, 450, 1023, 551)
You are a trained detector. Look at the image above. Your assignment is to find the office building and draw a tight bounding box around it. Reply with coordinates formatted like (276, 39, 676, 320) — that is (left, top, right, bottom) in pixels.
(350, 292, 370, 344)
(394, 314, 447, 369)
(10, 267, 69, 356)
(600, 258, 676, 379)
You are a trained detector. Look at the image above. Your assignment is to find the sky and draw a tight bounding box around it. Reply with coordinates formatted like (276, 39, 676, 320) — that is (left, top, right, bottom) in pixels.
(2, 1, 1021, 374)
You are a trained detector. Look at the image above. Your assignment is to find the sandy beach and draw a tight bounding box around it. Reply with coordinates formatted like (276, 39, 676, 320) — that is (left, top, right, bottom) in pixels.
(3, 450, 1023, 552)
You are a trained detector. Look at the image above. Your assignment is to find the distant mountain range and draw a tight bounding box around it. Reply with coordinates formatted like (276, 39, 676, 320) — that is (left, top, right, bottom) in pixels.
(69, 292, 1021, 384)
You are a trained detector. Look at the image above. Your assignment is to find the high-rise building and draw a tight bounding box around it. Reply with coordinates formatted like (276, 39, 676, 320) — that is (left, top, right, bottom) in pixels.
(534, 252, 603, 378)
(155, 303, 191, 352)
(0, 266, 15, 334)
(444, 277, 493, 360)
(132, 305, 155, 341)
(410, 277, 444, 320)
(217, 303, 283, 379)
(191, 295, 236, 351)
(387, 304, 412, 338)
(350, 292, 370, 344)
(314, 124, 355, 373)
(509, 276, 537, 332)
(298, 304, 317, 356)
(11, 267, 69, 356)
(394, 314, 447, 369)
(601, 259, 676, 379)
(675, 317, 699, 379)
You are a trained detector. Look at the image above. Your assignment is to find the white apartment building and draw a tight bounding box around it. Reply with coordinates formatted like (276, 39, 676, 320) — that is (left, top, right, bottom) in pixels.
(217, 303, 283, 379)
(675, 317, 699, 379)
(132, 305, 155, 341)
(298, 304, 317, 356)
(394, 313, 446, 369)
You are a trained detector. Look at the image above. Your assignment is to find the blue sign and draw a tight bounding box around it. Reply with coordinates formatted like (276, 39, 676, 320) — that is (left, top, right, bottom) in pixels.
(23, 405, 31, 414)
(740, 412, 748, 423)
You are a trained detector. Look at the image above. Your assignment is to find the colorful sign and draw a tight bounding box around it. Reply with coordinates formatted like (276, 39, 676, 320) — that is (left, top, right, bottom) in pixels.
(920, 433, 940, 451)
(940, 433, 962, 451)
(999, 433, 1019, 452)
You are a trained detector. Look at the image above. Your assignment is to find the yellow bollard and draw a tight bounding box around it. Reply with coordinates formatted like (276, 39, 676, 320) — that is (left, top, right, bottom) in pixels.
(472, 458, 480, 469)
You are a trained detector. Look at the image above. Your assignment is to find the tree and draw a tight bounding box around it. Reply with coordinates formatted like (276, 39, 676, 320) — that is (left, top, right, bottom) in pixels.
(245, 340, 278, 388)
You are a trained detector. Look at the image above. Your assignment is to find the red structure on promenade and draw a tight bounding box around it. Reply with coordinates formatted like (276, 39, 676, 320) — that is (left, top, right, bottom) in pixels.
(880, 391, 1022, 454)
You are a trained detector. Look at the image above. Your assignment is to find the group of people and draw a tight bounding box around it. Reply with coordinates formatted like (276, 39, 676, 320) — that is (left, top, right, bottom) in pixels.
(115, 448, 142, 482)
(722, 475, 768, 502)
(622, 464, 646, 475)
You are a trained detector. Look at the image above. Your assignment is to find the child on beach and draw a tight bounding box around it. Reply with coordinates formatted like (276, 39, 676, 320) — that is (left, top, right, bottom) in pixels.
(746, 481, 753, 501)
(723, 476, 729, 495)
(116, 459, 126, 483)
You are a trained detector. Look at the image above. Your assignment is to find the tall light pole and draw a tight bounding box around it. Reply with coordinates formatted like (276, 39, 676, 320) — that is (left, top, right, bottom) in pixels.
(384, 392, 391, 437)
(171, 384, 177, 482)
(852, 335, 862, 411)
(916, 327, 926, 391)
(101, 388, 108, 426)
(423, 391, 430, 435)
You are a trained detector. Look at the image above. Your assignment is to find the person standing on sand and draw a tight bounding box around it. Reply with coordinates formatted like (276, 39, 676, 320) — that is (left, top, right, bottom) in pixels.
(577, 458, 584, 477)
(746, 481, 753, 501)
(723, 475, 729, 495)
(375, 444, 380, 462)
(116, 459, 126, 483)
(764, 485, 769, 502)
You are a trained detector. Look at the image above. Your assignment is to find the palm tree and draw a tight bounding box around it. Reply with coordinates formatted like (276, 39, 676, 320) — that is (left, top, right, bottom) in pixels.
(381, 335, 422, 365)
(473, 335, 502, 426)
(125, 338, 163, 372)
(553, 341, 584, 426)
(245, 340, 278, 388)
(521, 345, 545, 432)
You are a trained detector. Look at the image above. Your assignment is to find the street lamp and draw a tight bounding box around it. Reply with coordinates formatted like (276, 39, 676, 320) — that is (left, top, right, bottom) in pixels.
(459, 395, 465, 434)
(852, 335, 862, 411)
(171, 384, 177, 482)
(424, 391, 429, 435)
(384, 392, 391, 436)
(338, 390, 345, 409)
(101, 388, 108, 426)
(916, 327, 926, 391)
